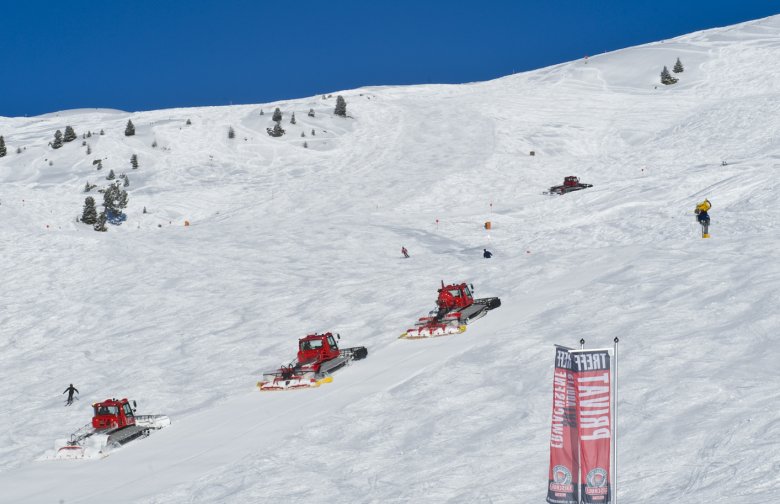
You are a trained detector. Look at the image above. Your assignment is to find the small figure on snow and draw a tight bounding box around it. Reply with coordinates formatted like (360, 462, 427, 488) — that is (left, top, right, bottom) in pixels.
(483, 248, 493, 258)
(63, 383, 79, 406)
(401, 246, 409, 258)
(695, 199, 711, 238)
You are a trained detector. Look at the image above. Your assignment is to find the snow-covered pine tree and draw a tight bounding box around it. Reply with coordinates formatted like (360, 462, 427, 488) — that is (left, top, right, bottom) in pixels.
(96, 160, 103, 170)
(272, 108, 282, 122)
(0, 136, 6, 157)
(81, 197, 97, 224)
(186, 118, 192, 125)
(123, 175, 129, 187)
(259, 109, 264, 115)
(660, 66, 678, 85)
(228, 126, 235, 139)
(52, 130, 64, 149)
(266, 123, 286, 137)
(94, 211, 107, 232)
(290, 113, 296, 125)
(125, 120, 135, 136)
(303, 141, 308, 148)
(334, 95, 347, 117)
(100, 129, 105, 135)
(86, 144, 91, 155)
(131, 154, 138, 169)
(16, 147, 22, 154)
(308, 108, 315, 117)
(87, 131, 92, 138)
(63, 125, 77, 142)
(107, 169, 115, 180)
(673, 58, 684, 73)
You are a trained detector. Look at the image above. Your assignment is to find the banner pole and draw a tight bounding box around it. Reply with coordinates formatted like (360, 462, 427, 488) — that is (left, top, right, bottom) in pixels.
(580, 338, 585, 350)
(613, 337, 619, 504)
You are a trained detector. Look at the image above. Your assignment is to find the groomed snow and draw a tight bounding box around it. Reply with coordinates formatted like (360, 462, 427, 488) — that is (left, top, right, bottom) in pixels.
(1, 14, 779, 504)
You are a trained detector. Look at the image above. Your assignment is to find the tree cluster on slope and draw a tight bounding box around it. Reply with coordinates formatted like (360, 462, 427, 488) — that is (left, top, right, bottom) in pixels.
(52, 130, 64, 149)
(63, 126, 77, 143)
(660, 66, 678, 85)
(267, 123, 285, 137)
(334, 95, 347, 117)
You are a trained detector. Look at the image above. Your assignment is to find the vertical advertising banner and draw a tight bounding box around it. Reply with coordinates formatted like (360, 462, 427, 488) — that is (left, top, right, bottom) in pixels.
(572, 350, 612, 504)
(546, 346, 579, 504)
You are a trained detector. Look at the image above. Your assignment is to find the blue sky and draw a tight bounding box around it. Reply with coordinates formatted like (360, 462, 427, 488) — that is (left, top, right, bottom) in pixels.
(2, 1, 778, 117)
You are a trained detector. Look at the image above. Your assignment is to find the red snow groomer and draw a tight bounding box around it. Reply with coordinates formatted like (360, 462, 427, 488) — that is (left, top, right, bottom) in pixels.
(548, 176, 593, 195)
(401, 281, 501, 339)
(53, 398, 170, 459)
(257, 332, 368, 392)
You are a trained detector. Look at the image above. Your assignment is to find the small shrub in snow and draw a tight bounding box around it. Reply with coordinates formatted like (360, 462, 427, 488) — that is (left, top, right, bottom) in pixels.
(308, 108, 315, 118)
(152, 140, 158, 148)
(125, 120, 135, 136)
(259, 109, 264, 115)
(290, 113, 296, 125)
(107, 169, 115, 180)
(49, 160, 53, 166)
(82, 140, 87, 146)
(100, 129, 105, 135)
(84, 182, 96, 193)
(16, 146, 22, 154)
(81, 197, 97, 224)
(86, 144, 92, 155)
(87, 131, 92, 138)
(266, 123, 286, 137)
(96, 160, 103, 170)
(311, 129, 316, 136)
(131, 154, 138, 169)
(303, 141, 308, 148)
(186, 118, 192, 125)
(52, 130, 63, 149)
(673, 58, 684, 73)
(0, 136, 6, 157)
(660, 66, 678, 85)
(334, 95, 347, 117)
(143, 206, 147, 214)
(272, 108, 282, 122)
(63, 125, 77, 143)
(301, 131, 305, 137)
(228, 126, 235, 139)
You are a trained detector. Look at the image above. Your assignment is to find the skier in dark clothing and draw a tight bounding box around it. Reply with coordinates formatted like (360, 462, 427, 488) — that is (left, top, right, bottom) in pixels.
(695, 199, 711, 238)
(483, 249, 493, 258)
(401, 246, 409, 258)
(63, 384, 79, 406)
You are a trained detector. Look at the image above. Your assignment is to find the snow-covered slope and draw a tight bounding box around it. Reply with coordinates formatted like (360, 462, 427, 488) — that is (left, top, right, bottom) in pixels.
(1, 15, 779, 504)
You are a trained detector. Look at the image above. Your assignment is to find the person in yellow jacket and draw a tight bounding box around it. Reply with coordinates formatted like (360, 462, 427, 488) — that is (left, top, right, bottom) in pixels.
(695, 199, 711, 238)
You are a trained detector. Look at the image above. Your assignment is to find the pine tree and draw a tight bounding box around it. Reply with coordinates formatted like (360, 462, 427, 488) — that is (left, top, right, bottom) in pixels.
(303, 141, 308, 148)
(107, 169, 115, 180)
(123, 175, 130, 187)
(131, 154, 138, 169)
(125, 120, 135, 136)
(86, 144, 91, 155)
(87, 131, 92, 138)
(94, 211, 107, 232)
(260, 109, 264, 116)
(100, 129, 105, 135)
(63, 125, 77, 142)
(96, 160, 103, 170)
(152, 140, 157, 148)
(16, 147, 22, 154)
(311, 129, 316, 136)
(0, 136, 6, 157)
(81, 197, 97, 224)
(308, 108, 315, 118)
(334, 95, 347, 117)
(301, 131, 305, 137)
(290, 113, 296, 125)
(660, 66, 678, 85)
(186, 118, 192, 125)
(84, 182, 95, 192)
(673, 58, 684, 73)
(272, 108, 282, 122)
(266, 123, 286, 137)
(52, 130, 64, 149)
(143, 206, 147, 214)
(228, 126, 235, 139)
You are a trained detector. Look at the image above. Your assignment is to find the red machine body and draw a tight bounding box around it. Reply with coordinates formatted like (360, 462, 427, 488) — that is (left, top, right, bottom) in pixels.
(296, 333, 342, 373)
(402, 281, 501, 339)
(91, 398, 137, 430)
(549, 176, 593, 195)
